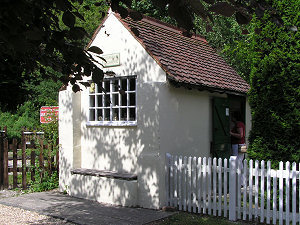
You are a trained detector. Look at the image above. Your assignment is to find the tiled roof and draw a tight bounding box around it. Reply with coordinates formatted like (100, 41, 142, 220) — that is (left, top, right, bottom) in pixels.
(116, 13, 250, 94)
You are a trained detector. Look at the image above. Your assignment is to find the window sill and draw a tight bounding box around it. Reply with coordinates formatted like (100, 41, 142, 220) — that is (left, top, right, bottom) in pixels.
(86, 121, 137, 127)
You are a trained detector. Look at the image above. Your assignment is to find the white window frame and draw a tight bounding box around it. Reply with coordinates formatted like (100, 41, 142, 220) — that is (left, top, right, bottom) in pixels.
(86, 75, 137, 127)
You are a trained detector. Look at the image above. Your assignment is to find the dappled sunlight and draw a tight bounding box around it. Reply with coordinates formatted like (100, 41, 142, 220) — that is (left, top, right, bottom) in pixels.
(90, 13, 166, 84)
(74, 70, 162, 207)
(59, 42, 164, 207)
(58, 11, 251, 210)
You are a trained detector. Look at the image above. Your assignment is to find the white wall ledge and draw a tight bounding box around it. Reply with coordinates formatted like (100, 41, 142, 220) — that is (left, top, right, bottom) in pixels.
(86, 121, 137, 127)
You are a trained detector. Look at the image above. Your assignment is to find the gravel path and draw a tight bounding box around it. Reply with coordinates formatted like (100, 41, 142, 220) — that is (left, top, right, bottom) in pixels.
(0, 189, 75, 225)
(0, 204, 73, 225)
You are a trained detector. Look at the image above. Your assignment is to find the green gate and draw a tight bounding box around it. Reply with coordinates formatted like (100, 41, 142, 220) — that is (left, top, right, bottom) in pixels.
(212, 97, 231, 159)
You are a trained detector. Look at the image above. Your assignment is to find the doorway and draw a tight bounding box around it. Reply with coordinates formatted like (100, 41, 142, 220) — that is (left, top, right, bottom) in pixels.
(212, 96, 246, 159)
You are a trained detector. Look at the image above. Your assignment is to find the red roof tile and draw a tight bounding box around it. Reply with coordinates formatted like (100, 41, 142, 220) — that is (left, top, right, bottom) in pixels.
(116, 13, 250, 94)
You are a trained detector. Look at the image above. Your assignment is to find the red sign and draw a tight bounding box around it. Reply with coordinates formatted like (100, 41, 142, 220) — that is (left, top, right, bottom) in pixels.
(40, 106, 59, 124)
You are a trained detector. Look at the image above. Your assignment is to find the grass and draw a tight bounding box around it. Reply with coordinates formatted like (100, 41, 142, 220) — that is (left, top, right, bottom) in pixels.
(154, 212, 256, 225)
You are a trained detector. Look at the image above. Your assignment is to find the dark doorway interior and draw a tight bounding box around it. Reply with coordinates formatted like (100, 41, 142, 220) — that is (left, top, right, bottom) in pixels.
(211, 95, 246, 159)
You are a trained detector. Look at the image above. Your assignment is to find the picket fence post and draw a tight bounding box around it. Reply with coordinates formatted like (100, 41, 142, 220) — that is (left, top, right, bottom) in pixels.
(229, 156, 237, 221)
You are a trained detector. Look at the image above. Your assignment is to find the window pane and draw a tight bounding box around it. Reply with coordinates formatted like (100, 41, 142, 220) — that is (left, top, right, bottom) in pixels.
(121, 108, 127, 121)
(129, 78, 136, 91)
(129, 93, 136, 106)
(89, 109, 95, 121)
(113, 108, 119, 121)
(121, 92, 127, 106)
(104, 94, 110, 107)
(97, 109, 103, 121)
(104, 80, 110, 92)
(112, 94, 119, 106)
(89, 95, 95, 107)
(129, 108, 136, 121)
(104, 108, 110, 121)
(112, 80, 119, 92)
(97, 95, 103, 107)
(89, 77, 136, 123)
(97, 82, 104, 93)
(121, 79, 127, 91)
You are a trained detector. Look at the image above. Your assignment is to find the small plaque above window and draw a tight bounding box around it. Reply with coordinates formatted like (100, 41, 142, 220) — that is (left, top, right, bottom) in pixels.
(102, 53, 120, 67)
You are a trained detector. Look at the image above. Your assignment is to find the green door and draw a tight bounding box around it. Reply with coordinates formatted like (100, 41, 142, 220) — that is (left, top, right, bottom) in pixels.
(212, 97, 231, 159)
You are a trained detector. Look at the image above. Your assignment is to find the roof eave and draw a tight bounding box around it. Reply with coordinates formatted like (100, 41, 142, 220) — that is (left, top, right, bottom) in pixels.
(167, 76, 249, 96)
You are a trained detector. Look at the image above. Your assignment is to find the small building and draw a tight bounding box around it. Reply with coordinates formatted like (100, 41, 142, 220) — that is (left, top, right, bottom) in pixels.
(59, 10, 251, 209)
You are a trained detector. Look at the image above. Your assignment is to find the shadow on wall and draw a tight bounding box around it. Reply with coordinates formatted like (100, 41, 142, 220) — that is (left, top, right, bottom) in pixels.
(67, 48, 165, 209)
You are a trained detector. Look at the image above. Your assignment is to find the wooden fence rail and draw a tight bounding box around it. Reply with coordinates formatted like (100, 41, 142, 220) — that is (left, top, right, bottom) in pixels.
(0, 128, 58, 190)
(166, 153, 300, 225)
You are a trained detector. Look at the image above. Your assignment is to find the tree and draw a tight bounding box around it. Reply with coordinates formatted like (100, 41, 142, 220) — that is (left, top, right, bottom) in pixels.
(0, 0, 109, 110)
(0, 0, 108, 136)
(247, 0, 299, 164)
(1, 0, 298, 162)
(224, 0, 299, 164)
(1, 0, 289, 106)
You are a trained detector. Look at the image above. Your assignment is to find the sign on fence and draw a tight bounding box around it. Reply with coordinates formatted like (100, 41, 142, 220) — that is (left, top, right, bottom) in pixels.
(40, 106, 59, 124)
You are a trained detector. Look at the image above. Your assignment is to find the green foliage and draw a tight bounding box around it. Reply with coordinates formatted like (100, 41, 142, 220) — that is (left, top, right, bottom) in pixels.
(41, 111, 59, 148)
(29, 171, 59, 192)
(230, 0, 300, 165)
(214, 0, 299, 165)
(0, 102, 39, 138)
(222, 40, 253, 83)
(194, 15, 245, 52)
(75, 0, 109, 37)
(23, 67, 63, 107)
(0, 68, 61, 139)
(0, 0, 108, 109)
(28, 119, 59, 192)
(131, 0, 176, 25)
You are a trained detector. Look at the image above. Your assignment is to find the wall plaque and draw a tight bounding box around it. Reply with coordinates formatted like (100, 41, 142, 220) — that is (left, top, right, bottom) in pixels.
(102, 53, 120, 67)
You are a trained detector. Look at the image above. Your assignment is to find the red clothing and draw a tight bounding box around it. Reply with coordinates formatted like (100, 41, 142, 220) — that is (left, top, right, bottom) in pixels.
(231, 121, 245, 144)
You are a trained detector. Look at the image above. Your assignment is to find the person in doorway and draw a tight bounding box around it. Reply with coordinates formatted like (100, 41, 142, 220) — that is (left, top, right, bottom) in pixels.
(230, 111, 246, 185)
(230, 111, 245, 157)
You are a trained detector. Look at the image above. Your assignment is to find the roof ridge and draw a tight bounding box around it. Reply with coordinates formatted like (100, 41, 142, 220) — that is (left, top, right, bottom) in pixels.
(141, 15, 207, 43)
(115, 12, 207, 43)
(140, 14, 182, 32)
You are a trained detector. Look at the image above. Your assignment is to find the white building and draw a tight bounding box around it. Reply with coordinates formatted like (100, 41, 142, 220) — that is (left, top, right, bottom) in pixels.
(59, 10, 251, 209)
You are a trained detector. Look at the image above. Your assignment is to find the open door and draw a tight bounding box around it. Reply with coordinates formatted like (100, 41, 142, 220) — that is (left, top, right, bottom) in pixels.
(212, 97, 231, 159)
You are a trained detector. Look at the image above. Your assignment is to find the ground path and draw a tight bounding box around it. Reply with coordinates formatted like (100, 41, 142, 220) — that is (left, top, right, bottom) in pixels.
(0, 189, 174, 225)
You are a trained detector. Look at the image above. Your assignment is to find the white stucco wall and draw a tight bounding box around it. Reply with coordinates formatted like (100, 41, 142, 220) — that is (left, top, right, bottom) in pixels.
(140, 85, 229, 208)
(59, 11, 252, 209)
(70, 174, 138, 206)
(89, 12, 166, 83)
(59, 88, 81, 193)
(80, 12, 166, 175)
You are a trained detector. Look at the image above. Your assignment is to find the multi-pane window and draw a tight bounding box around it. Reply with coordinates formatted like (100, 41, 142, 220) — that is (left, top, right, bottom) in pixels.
(88, 76, 137, 126)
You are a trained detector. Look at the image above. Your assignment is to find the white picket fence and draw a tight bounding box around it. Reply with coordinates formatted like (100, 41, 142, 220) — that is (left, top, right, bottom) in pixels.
(165, 153, 300, 225)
